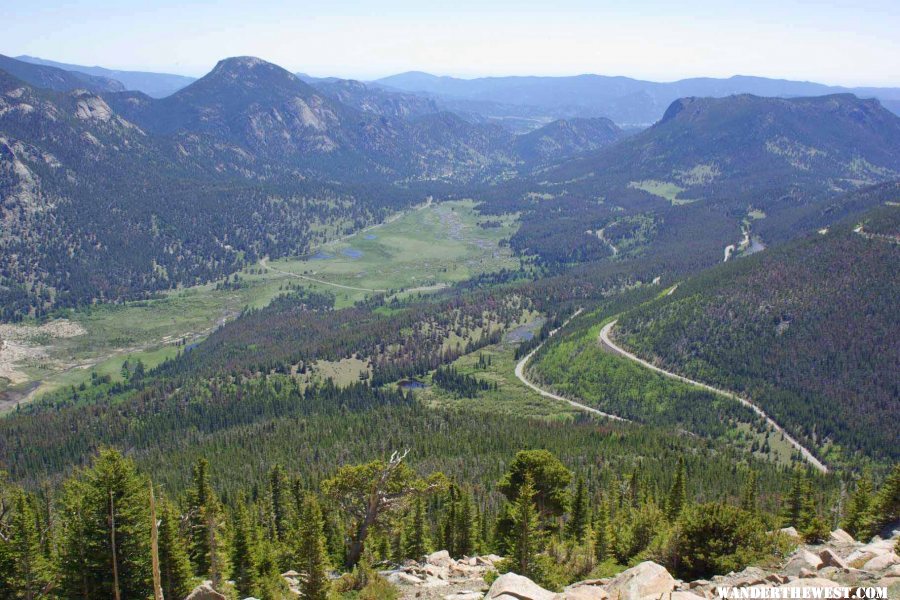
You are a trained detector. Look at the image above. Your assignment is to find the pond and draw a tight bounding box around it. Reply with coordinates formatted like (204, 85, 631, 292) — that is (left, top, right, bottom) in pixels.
(398, 379, 427, 390)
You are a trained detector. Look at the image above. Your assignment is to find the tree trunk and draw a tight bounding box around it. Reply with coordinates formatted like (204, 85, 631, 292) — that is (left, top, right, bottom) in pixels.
(109, 491, 121, 600)
(150, 483, 164, 600)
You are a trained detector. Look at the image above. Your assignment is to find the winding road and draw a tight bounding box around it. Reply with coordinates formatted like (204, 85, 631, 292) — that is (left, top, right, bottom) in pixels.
(598, 320, 828, 473)
(513, 309, 628, 422)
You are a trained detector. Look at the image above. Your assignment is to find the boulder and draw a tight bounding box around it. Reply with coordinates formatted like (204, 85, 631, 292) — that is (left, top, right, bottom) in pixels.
(779, 526, 800, 538)
(829, 529, 856, 545)
(486, 573, 556, 600)
(863, 552, 900, 572)
(387, 571, 425, 585)
(604, 561, 677, 600)
(818, 548, 848, 570)
(423, 563, 450, 579)
(444, 592, 483, 600)
(784, 548, 823, 575)
(428, 550, 455, 567)
(184, 583, 227, 600)
(778, 577, 847, 591)
(555, 583, 608, 599)
(640, 593, 705, 600)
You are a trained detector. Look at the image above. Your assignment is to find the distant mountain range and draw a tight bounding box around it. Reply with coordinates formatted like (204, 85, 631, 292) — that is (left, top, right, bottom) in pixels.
(14, 55, 197, 98)
(11, 53, 900, 127)
(376, 71, 900, 126)
(1, 53, 898, 318)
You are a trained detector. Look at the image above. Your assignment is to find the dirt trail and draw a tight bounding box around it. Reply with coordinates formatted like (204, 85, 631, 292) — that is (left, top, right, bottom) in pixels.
(514, 309, 628, 422)
(598, 320, 827, 473)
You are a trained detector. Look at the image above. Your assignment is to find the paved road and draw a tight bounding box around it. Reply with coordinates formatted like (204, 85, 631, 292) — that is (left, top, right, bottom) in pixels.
(514, 309, 628, 422)
(599, 320, 828, 473)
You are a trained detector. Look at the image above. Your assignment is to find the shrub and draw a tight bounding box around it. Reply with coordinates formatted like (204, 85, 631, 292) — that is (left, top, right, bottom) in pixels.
(671, 502, 770, 580)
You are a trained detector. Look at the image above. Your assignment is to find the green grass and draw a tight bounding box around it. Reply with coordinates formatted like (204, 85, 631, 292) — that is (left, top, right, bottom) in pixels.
(5, 201, 520, 404)
(628, 180, 693, 205)
(413, 316, 583, 421)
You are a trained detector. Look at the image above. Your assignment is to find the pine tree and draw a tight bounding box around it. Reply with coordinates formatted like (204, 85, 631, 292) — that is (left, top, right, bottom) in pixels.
(297, 495, 331, 600)
(404, 496, 428, 560)
(4, 493, 51, 599)
(740, 470, 758, 514)
(157, 496, 193, 600)
(860, 464, 900, 540)
(510, 474, 542, 579)
(230, 499, 256, 597)
(442, 484, 459, 556)
(456, 488, 475, 557)
(842, 470, 873, 538)
(593, 497, 612, 563)
(566, 476, 589, 542)
(665, 457, 687, 521)
(186, 458, 225, 581)
(57, 449, 153, 600)
(781, 469, 806, 528)
(268, 464, 291, 542)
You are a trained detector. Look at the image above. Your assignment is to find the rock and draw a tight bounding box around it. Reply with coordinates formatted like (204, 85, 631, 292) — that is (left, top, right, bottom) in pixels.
(185, 583, 227, 600)
(555, 583, 608, 599)
(829, 529, 856, 545)
(388, 571, 425, 585)
(486, 573, 556, 600)
(778, 577, 847, 591)
(281, 569, 300, 577)
(423, 563, 450, 579)
(798, 568, 816, 578)
(784, 548, 823, 576)
(863, 552, 900, 571)
(640, 593, 705, 600)
(846, 551, 877, 568)
(422, 575, 451, 588)
(427, 550, 455, 568)
(688, 579, 710, 589)
(779, 526, 800, 538)
(444, 592, 483, 600)
(818, 548, 848, 570)
(886, 564, 900, 577)
(604, 561, 677, 600)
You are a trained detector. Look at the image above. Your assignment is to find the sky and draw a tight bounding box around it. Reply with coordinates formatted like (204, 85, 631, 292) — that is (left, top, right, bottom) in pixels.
(4, 0, 900, 86)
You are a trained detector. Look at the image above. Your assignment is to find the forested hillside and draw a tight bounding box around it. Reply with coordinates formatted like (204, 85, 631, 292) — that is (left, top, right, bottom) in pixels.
(612, 208, 900, 464)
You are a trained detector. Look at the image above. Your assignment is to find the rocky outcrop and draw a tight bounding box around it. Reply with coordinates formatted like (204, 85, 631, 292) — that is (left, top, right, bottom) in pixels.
(603, 561, 676, 600)
(393, 525, 900, 600)
(485, 573, 556, 600)
(184, 582, 227, 600)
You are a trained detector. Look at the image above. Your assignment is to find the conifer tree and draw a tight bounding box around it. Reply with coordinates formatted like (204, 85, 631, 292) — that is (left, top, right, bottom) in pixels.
(268, 464, 291, 542)
(442, 484, 459, 556)
(510, 474, 542, 579)
(3, 493, 51, 599)
(740, 470, 758, 514)
(297, 495, 331, 600)
(566, 476, 589, 542)
(859, 463, 900, 540)
(456, 488, 475, 557)
(665, 457, 687, 521)
(186, 458, 225, 581)
(842, 470, 873, 538)
(57, 449, 153, 600)
(593, 497, 612, 563)
(781, 469, 806, 528)
(230, 500, 256, 597)
(404, 495, 428, 559)
(157, 495, 193, 600)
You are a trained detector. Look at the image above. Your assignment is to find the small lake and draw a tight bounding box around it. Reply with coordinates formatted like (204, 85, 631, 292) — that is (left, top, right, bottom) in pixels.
(398, 379, 427, 390)
(342, 248, 363, 258)
(364, 234, 377, 240)
(309, 250, 334, 260)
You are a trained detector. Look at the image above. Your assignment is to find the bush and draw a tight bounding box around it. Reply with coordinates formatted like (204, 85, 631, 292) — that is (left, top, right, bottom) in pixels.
(670, 502, 770, 580)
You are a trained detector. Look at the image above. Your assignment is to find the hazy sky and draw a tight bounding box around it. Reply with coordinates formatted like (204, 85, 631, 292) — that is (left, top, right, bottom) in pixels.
(5, 0, 899, 86)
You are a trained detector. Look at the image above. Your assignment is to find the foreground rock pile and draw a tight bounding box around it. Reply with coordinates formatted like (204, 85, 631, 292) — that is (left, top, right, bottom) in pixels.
(391, 527, 899, 600)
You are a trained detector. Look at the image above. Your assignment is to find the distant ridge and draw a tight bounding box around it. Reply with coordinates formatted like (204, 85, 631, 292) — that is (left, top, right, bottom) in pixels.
(376, 71, 900, 125)
(0, 53, 123, 93)
(15, 54, 196, 97)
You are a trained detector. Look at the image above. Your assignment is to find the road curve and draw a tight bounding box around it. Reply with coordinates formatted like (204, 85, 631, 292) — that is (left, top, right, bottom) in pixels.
(599, 320, 828, 473)
(514, 309, 628, 422)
